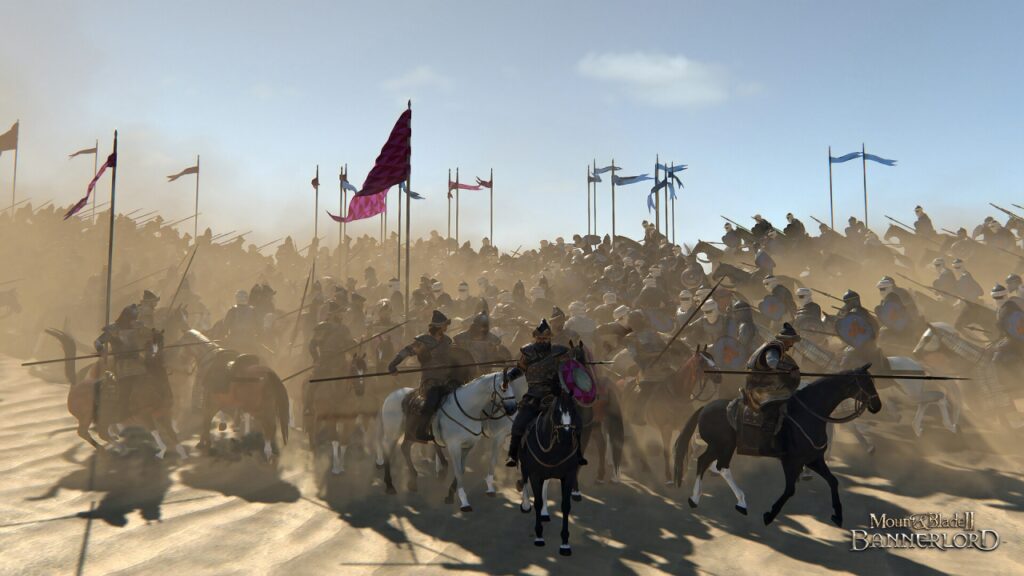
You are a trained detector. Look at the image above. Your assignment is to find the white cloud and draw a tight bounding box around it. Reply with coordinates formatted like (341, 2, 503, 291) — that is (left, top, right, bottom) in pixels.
(577, 52, 741, 108)
(382, 66, 452, 94)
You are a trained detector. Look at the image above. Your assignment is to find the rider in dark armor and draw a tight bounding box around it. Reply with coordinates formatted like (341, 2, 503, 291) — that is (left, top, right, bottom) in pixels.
(783, 213, 806, 238)
(914, 205, 936, 237)
(722, 223, 741, 254)
(549, 306, 581, 346)
(94, 304, 161, 425)
(224, 289, 260, 354)
(751, 214, 774, 240)
(453, 310, 510, 375)
(836, 290, 888, 371)
(742, 323, 802, 455)
(793, 288, 830, 337)
(388, 310, 454, 442)
(875, 276, 926, 349)
(304, 300, 356, 421)
(506, 319, 585, 467)
(624, 311, 674, 423)
(991, 284, 1023, 367)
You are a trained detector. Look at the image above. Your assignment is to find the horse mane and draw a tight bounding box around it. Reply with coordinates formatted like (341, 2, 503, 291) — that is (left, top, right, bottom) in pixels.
(794, 367, 868, 400)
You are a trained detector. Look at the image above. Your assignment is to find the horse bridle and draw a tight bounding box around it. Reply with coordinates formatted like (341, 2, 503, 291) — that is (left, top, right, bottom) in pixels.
(442, 371, 518, 439)
(793, 375, 879, 424)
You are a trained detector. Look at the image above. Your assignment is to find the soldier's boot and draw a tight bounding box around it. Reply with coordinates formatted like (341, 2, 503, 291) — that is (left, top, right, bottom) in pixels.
(506, 434, 521, 467)
(576, 442, 588, 466)
(415, 411, 434, 442)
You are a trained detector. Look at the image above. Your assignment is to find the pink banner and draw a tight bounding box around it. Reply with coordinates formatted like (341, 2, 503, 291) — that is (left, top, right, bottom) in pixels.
(328, 191, 386, 223)
(64, 153, 116, 220)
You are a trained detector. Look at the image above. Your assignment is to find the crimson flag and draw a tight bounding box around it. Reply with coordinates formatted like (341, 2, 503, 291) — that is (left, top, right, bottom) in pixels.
(329, 107, 410, 222)
(475, 177, 492, 189)
(65, 152, 116, 220)
(0, 121, 18, 156)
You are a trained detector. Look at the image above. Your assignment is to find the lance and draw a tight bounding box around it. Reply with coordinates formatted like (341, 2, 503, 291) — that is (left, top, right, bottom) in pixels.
(211, 230, 235, 241)
(895, 272, 995, 312)
(885, 215, 944, 246)
(651, 277, 725, 367)
(160, 213, 201, 229)
(215, 230, 251, 245)
(810, 215, 834, 230)
(810, 287, 844, 302)
(703, 368, 968, 381)
(21, 339, 217, 367)
(989, 203, 1024, 222)
(276, 300, 321, 320)
(721, 215, 751, 233)
(32, 199, 53, 213)
(300, 237, 324, 254)
(287, 265, 315, 356)
(1013, 204, 1024, 212)
(255, 237, 284, 252)
(0, 198, 29, 213)
(309, 359, 520, 384)
(134, 214, 163, 227)
(0, 278, 24, 286)
(163, 245, 199, 322)
(281, 321, 410, 382)
(114, 267, 173, 292)
(127, 209, 158, 222)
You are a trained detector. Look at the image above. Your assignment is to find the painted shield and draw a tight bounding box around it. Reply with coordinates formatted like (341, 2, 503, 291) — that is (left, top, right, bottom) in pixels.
(559, 358, 598, 406)
(1001, 309, 1024, 342)
(835, 313, 876, 349)
(712, 335, 746, 369)
(680, 266, 704, 289)
(876, 298, 909, 332)
(758, 295, 785, 321)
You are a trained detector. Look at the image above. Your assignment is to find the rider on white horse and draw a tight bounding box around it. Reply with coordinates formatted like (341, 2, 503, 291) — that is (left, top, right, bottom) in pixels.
(387, 310, 454, 442)
(505, 319, 587, 468)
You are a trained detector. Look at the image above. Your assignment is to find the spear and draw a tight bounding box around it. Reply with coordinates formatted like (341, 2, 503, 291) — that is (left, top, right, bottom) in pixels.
(287, 266, 315, 356)
(160, 213, 202, 229)
(114, 267, 173, 292)
(0, 198, 29, 213)
(21, 339, 217, 367)
(211, 230, 235, 241)
(810, 287, 844, 302)
(127, 210, 158, 222)
(703, 368, 968, 381)
(895, 272, 995, 312)
(281, 321, 410, 382)
(0, 278, 24, 286)
(721, 215, 751, 233)
(215, 230, 252, 245)
(255, 237, 284, 252)
(989, 203, 1024, 222)
(32, 200, 53, 213)
(163, 245, 200, 322)
(1013, 204, 1024, 212)
(308, 359, 519, 384)
(810, 215, 834, 230)
(651, 277, 725, 367)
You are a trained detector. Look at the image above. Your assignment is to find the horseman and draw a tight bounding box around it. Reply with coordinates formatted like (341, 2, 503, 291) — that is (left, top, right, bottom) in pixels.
(991, 284, 1024, 368)
(722, 223, 742, 254)
(751, 214, 774, 240)
(139, 289, 160, 329)
(793, 288, 830, 337)
(688, 300, 728, 347)
(549, 306, 581, 346)
(623, 310, 675, 422)
(565, 301, 598, 343)
(592, 305, 631, 359)
(835, 290, 888, 371)
(742, 323, 802, 455)
(388, 310, 455, 442)
(761, 275, 797, 324)
(783, 213, 806, 238)
(930, 258, 958, 300)
(951, 259, 984, 301)
(505, 319, 585, 467)
(453, 310, 510, 370)
(874, 276, 926, 350)
(914, 205, 936, 237)
(304, 300, 356, 420)
(224, 289, 260, 354)
(94, 303, 162, 426)
(728, 300, 761, 360)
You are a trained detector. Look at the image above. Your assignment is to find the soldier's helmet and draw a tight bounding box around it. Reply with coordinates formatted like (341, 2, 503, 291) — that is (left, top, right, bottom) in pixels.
(429, 309, 450, 328)
(235, 290, 249, 305)
(115, 303, 139, 326)
(776, 322, 801, 343)
(533, 319, 552, 337)
(471, 311, 489, 330)
(627, 310, 648, 332)
(142, 289, 160, 303)
(842, 289, 861, 306)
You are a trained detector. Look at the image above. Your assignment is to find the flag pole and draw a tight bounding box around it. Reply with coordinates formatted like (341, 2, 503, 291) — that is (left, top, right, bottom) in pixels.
(447, 168, 452, 255)
(828, 146, 834, 229)
(342, 164, 349, 280)
(396, 175, 402, 283)
(91, 138, 98, 221)
(314, 164, 320, 247)
(586, 164, 591, 235)
(10, 119, 18, 212)
(654, 154, 660, 233)
(862, 142, 869, 229)
(664, 163, 669, 238)
(338, 165, 344, 277)
(193, 154, 201, 242)
(455, 166, 460, 249)
(671, 161, 677, 244)
(104, 130, 119, 325)
(593, 158, 598, 236)
(611, 158, 616, 246)
(489, 167, 494, 247)
(404, 100, 412, 324)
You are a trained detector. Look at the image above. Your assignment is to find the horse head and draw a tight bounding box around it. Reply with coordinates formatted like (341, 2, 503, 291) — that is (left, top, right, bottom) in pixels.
(851, 363, 882, 414)
(913, 324, 942, 357)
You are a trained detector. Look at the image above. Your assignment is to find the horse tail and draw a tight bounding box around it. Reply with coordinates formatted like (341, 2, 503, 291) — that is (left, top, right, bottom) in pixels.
(44, 328, 78, 386)
(673, 405, 704, 487)
(266, 370, 290, 445)
(604, 387, 625, 452)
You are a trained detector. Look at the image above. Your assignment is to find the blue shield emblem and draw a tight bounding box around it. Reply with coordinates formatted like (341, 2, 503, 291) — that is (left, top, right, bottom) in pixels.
(1001, 309, 1024, 342)
(758, 295, 785, 321)
(876, 298, 909, 331)
(712, 335, 745, 369)
(836, 313, 876, 349)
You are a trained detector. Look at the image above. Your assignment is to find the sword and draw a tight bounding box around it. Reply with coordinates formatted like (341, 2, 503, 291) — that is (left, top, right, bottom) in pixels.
(308, 359, 519, 384)
(281, 321, 410, 382)
(703, 369, 968, 381)
(810, 287, 844, 302)
(650, 277, 725, 367)
(21, 339, 217, 367)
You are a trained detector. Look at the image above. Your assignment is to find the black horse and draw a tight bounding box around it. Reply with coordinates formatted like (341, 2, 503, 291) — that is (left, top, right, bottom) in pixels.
(517, 392, 580, 556)
(673, 365, 881, 527)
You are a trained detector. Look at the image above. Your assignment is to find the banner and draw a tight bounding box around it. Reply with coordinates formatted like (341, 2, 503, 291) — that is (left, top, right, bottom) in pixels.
(593, 164, 620, 175)
(613, 173, 653, 186)
(864, 153, 897, 166)
(69, 146, 97, 159)
(830, 151, 861, 163)
(167, 165, 199, 182)
(65, 153, 116, 220)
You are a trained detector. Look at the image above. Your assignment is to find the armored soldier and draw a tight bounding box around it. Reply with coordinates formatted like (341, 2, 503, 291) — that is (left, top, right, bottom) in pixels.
(590, 292, 619, 324)
(304, 301, 356, 420)
(783, 213, 806, 238)
(751, 214, 774, 240)
(761, 275, 797, 322)
(793, 288, 829, 336)
(930, 258, 958, 299)
(743, 323, 802, 454)
(722, 223, 742, 254)
(549, 306, 581, 346)
(592, 305, 631, 359)
(728, 300, 761, 360)
(388, 310, 455, 442)
(875, 276, 925, 350)
(991, 284, 1024, 367)
(139, 289, 160, 329)
(914, 205, 936, 237)
(506, 319, 583, 467)
(951, 259, 983, 301)
(453, 310, 510, 372)
(224, 289, 260, 354)
(565, 301, 598, 343)
(94, 304, 160, 425)
(687, 300, 728, 347)
(624, 311, 674, 423)
(836, 290, 888, 371)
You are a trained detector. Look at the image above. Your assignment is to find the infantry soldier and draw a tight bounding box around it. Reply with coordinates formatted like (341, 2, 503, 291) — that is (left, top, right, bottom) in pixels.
(388, 310, 455, 442)
(742, 323, 802, 455)
(505, 319, 585, 467)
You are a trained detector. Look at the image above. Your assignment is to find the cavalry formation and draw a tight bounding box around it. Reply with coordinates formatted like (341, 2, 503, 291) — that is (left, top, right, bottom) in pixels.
(6, 201, 1024, 554)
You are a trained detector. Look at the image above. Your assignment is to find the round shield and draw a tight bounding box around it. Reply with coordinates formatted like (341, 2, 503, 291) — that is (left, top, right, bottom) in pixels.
(680, 267, 704, 289)
(876, 298, 909, 332)
(1001, 308, 1024, 342)
(835, 313, 876, 349)
(758, 295, 785, 322)
(559, 359, 598, 406)
(712, 335, 746, 369)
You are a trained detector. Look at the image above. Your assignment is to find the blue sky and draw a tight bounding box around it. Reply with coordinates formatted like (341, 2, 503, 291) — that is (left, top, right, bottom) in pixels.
(2, 1, 1022, 248)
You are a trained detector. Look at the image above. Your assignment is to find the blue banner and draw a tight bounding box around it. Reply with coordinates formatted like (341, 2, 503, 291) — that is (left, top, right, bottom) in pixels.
(614, 173, 653, 186)
(588, 172, 602, 183)
(864, 153, 897, 166)
(830, 152, 862, 163)
(593, 164, 620, 175)
(341, 179, 359, 193)
(398, 182, 424, 200)
(656, 163, 688, 173)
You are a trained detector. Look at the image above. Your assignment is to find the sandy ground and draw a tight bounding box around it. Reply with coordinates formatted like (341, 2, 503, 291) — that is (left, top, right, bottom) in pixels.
(0, 355, 1022, 576)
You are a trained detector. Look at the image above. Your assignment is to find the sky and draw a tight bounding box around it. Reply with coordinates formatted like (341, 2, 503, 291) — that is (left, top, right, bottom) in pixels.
(2, 0, 1023, 250)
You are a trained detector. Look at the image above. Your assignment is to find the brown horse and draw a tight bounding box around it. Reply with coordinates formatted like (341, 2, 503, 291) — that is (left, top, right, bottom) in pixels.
(45, 328, 187, 459)
(174, 329, 289, 461)
(617, 347, 720, 484)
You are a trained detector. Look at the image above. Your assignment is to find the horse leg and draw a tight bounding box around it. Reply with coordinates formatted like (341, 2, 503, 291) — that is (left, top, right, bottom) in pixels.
(331, 420, 347, 475)
(531, 475, 546, 546)
(805, 456, 843, 527)
(151, 428, 168, 459)
(718, 467, 748, 515)
(912, 402, 927, 437)
(484, 434, 499, 497)
(763, 459, 801, 526)
(594, 427, 607, 483)
(559, 476, 573, 556)
(401, 438, 418, 492)
(519, 466, 532, 513)
(688, 447, 716, 508)
(938, 397, 957, 433)
(541, 479, 551, 521)
(660, 426, 674, 485)
(452, 445, 472, 512)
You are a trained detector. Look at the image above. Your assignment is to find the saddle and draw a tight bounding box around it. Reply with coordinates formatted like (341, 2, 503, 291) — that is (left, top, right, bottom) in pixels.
(727, 395, 787, 457)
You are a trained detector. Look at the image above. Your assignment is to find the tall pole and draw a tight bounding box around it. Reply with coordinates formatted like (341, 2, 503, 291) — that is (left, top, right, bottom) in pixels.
(664, 164, 669, 238)
(611, 158, 617, 245)
(396, 177, 402, 282)
(593, 159, 598, 236)
(489, 168, 494, 246)
(314, 164, 320, 243)
(586, 164, 591, 235)
(671, 161, 677, 244)
(447, 168, 451, 255)
(91, 138, 99, 221)
(339, 165, 344, 276)
(104, 131, 119, 325)
(862, 142, 869, 229)
(342, 164, 348, 280)
(10, 120, 18, 212)
(654, 154, 660, 233)
(455, 166, 460, 249)
(404, 101, 412, 324)
(193, 154, 201, 241)
(828, 146, 834, 229)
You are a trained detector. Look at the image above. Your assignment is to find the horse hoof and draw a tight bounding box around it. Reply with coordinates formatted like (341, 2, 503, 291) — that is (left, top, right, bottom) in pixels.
(460, 505, 473, 513)
(763, 512, 773, 526)
(485, 491, 496, 498)
(534, 538, 545, 547)
(385, 485, 397, 495)
(541, 514, 551, 523)
(571, 493, 582, 502)
(735, 505, 748, 516)
(375, 462, 384, 470)
(559, 545, 572, 557)
(831, 514, 843, 527)
(687, 498, 698, 509)
(520, 504, 532, 513)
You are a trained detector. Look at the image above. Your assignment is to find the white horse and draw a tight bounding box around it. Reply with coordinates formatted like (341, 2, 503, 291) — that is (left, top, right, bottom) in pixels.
(379, 370, 528, 511)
